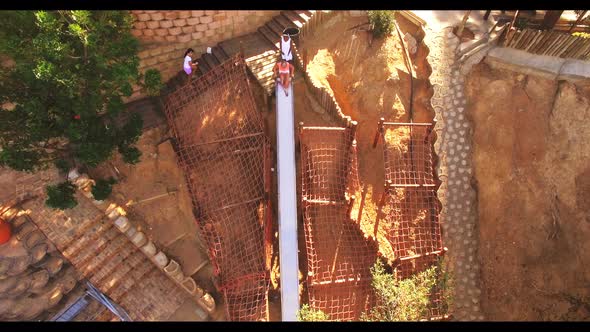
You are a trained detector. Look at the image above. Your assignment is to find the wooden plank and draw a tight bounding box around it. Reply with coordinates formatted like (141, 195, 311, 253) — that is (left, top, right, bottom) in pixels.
(524, 30, 543, 52)
(574, 39, 590, 59)
(509, 30, 525, 48)
(530, 31, 553, 54)
(555, 35, 577, 57)
(542, 32, 563, 55)
(545, 33, 567, 56)
(563, 36, 583, 58)
(521, 29, 537, 49)
(516, 29, 534, 49)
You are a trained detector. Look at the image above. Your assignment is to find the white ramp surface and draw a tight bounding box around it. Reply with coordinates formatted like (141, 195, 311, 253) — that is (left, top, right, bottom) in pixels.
(276, 81, 300, 321)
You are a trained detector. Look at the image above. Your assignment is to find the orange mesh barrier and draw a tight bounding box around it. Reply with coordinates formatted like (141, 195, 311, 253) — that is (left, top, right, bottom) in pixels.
(164, 54, 271, 321)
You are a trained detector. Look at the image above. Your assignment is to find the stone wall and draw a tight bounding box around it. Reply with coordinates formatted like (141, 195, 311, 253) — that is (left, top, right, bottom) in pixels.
(129, 10, 279, 100)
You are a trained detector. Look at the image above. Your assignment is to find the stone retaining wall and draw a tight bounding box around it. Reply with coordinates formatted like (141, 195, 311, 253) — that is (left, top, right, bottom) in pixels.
(129, 10, 279, 100)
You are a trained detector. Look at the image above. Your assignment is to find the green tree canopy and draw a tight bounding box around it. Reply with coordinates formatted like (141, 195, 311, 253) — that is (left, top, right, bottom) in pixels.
(0, 10, 161, 174)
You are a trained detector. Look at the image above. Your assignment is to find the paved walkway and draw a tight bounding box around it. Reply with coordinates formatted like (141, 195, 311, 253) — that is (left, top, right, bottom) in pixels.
(416, 11, 490, 321)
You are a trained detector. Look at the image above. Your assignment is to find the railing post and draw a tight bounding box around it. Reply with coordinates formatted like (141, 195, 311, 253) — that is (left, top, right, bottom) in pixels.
(346, 195, 356, 220)
(303, 48, 308, 73)
(373, 118, 385, 148)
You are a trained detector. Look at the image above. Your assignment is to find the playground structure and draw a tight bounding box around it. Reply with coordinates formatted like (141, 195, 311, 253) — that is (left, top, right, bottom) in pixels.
(299, 124, 379, 321)
(163, 53, 272, 321)
(373, 120, 449, 319)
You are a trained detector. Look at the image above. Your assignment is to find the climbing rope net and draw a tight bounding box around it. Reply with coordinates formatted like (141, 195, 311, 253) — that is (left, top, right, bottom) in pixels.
(299, 125, 378, 321)
(164, 54, 272, 321)
(375, 121, 449, 320)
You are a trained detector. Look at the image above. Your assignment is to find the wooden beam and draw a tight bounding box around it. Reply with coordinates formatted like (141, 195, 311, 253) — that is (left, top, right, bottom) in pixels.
(541, 10, 564, 30)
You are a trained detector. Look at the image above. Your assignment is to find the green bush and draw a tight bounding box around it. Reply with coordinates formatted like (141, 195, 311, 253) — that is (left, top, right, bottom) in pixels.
(368, 11, 396, 38)
(573, 32, 590, 39)
(297, 304, 330, 321)
(142, 69, 163, 97)
(54, 159, 71, 173)
(361, 259, 452, 321)
(91, 177, 117, 201)
(45, 181, 78, 210)
(118, 145, 141, 164)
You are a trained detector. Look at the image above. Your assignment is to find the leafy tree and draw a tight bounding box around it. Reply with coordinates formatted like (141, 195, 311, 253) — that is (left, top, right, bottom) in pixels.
(91, 176, 117, 201)
(297, 304, 331, 321)
(0, 11, 161, 207)
(361, 259, 453, 321)
(368, 11, 396, 38)
(45, 181, 77, 210)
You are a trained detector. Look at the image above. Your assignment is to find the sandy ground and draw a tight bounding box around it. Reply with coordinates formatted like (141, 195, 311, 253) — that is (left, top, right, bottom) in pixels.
(466, 62, 590, 320)
(299, 13, 435, 265)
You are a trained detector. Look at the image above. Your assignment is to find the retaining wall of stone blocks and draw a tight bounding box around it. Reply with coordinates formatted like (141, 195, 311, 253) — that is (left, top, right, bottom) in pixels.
(128, 10, 279, 101)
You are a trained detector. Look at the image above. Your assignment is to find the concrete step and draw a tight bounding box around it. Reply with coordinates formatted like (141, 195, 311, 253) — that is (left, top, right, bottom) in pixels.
(90, 239, 137, 289)
(62, 219, 113, 258)
(211, 46, 229, 63)
(296, 10, 313, 21)
(281, 11, 304, 28)
(101, 250, 145, 296)
(78, 232, 129, 278)
(274, 14, 298, 32)
(68, 224, 118, 267)
(266, 20, 284, 39)
(258, 26, 280, 49)
(201, 53, 220, 70)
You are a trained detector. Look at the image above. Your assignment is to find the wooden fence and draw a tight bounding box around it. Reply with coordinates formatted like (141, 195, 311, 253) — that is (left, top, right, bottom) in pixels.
(503, 28, 590, 60)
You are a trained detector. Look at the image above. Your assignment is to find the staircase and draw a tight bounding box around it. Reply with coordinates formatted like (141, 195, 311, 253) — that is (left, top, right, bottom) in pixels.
(163, 10, 316, 97)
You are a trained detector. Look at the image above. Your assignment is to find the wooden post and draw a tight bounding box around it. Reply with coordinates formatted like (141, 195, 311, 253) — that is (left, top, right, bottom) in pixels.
(483, 10, 492, 21)
(372, 118, 385, 148)
(456, 11, 472, 39)
(303, 48, 308, 73)
(357, 186, 366, 226)
(346, 195, 356, 220)
(569, 10, 587, 33)
(541, 10, 564, 31)
(508, 10, 520, 32)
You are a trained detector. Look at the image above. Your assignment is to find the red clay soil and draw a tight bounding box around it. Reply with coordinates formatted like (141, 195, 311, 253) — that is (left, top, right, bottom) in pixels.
(299, 13, 435, 264)
(466, 62, 590, 321)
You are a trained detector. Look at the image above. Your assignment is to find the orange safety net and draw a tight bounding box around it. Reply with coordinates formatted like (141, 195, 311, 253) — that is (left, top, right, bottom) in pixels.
(299, 126, 378, 321)
(378, 122, 448, 320)
(163, 54, 271, 321)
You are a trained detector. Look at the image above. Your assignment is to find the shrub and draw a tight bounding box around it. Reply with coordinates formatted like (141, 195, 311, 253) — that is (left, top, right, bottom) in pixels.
(91, 177, 117, 201)
(118, 145, 141, 164)
(45, 181, 78, 210)
(361, 258, 452, 321)
(54, 159, 71, 173)
(368, 11, 396, 38)
(573, 32, 590, 39)
(142, 69, 164, 97)
(296, 304, 330, 321)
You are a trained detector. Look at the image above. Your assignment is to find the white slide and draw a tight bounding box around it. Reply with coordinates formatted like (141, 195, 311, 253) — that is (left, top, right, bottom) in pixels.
(275, 80, 300, 321)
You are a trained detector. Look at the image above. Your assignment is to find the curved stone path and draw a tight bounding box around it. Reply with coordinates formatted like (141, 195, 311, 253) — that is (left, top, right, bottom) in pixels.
(423, 26, 485, 321)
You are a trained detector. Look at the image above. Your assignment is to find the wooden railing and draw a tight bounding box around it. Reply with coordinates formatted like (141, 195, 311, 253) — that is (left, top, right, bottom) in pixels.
(503, 28, 590, 61)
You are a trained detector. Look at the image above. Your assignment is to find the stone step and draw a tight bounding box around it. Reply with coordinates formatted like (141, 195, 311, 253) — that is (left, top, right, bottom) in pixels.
(281, 11, 304, 28)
